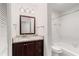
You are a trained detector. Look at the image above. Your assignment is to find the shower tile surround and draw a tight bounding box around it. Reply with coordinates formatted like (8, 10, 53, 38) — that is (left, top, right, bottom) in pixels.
(51, 7, 79, 55)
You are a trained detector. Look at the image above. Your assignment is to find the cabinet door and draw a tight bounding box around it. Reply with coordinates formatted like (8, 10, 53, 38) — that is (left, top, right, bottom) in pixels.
(34, 40, 43, 56)
(12, 43, 24, 56)
(24, 42, 35, 56)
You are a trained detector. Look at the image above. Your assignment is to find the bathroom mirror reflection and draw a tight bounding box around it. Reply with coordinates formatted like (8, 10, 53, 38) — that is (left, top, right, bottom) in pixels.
(20, 15, 35, 35)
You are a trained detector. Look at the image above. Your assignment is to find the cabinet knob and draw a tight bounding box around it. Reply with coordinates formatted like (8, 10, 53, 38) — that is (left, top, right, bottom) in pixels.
(24, 44, 27, 45)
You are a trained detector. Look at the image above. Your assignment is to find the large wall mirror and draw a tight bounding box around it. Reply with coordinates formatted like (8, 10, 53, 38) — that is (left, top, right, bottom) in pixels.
(20, 15, 35, 35)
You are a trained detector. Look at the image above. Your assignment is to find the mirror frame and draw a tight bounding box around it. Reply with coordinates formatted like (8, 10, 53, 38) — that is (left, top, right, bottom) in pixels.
(20, 15, 36, 35)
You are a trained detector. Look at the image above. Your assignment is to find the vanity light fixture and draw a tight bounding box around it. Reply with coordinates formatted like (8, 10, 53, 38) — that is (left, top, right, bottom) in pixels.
(20, 7, 34, 14)
(26, 8, 34, 14)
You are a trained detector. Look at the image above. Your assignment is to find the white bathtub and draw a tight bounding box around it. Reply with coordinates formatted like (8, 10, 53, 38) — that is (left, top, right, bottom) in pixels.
(51, 42, 79, 56)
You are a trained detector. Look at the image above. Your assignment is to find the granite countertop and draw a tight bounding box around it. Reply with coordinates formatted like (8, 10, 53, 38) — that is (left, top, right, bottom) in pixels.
(12, 35, 44, 43)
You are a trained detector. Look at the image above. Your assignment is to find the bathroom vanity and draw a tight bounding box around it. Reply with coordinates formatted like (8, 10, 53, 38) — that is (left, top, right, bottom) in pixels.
(12, 15, 44, 56)
(12, 36, 44, 56)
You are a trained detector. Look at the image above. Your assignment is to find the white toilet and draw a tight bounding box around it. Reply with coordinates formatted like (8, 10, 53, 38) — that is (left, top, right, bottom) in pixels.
(51, 45, 63, 56)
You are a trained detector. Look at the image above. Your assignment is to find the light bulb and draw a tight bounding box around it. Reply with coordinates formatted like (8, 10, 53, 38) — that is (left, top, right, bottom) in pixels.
(20, 7, 25, 13)
(31, 10, 34, 14)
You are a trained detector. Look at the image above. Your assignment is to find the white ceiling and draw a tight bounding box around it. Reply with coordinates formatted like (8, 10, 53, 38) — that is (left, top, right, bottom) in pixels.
(48, 3, 79, 13)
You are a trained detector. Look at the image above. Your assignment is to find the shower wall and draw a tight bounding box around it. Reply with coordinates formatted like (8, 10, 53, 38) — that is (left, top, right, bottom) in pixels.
(59, 10, 79, 47)
(51, 7, 79, 54)
(0, 4, 8, 56)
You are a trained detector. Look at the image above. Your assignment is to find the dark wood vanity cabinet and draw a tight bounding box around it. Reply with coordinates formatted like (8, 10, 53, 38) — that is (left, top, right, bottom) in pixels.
(12, 40, 43, 56)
